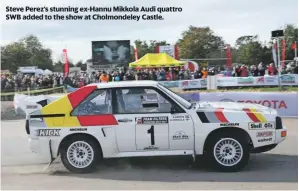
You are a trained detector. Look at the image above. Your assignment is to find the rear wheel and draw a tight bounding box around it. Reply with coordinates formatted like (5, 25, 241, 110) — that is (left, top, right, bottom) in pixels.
(60, 136, 101, 173)
(204, 132, 250, 172)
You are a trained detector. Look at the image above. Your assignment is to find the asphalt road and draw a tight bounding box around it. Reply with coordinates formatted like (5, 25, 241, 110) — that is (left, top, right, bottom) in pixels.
(1, 117, 297, 190)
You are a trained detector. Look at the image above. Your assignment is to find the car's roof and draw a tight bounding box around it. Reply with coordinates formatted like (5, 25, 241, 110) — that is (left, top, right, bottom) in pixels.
(87, 80, 159, 89)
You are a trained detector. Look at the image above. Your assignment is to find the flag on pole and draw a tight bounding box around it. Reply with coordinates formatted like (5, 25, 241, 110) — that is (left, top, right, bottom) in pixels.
(62, 49, 69, 77)
(291, 42, 297, 50)
(272, 42, 277, 67)
(281, 39, 286, 68)
(174, 44, 179, 60)
(225, 44, 232, 69)
(134, 43, 139, 61)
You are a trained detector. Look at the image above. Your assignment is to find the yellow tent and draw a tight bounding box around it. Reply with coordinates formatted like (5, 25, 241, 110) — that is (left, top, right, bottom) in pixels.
(129, 53, 186, 68)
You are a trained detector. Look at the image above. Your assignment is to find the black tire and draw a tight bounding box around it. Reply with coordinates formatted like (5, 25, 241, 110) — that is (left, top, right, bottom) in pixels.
(204, 131, 250, 172)
(60, 135, 101, 173)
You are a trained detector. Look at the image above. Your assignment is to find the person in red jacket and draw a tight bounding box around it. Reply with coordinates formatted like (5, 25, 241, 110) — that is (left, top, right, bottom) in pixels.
(267, 63, 277, 75)
(240, 64, 248, 77)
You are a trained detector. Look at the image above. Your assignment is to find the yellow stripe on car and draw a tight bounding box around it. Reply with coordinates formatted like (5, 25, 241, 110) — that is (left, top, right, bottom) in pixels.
(249, 108, 267, 122)
(41, 95, 80, 127)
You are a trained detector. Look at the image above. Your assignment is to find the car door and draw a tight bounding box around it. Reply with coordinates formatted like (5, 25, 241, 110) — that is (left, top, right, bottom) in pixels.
(113, 86, 194, 152)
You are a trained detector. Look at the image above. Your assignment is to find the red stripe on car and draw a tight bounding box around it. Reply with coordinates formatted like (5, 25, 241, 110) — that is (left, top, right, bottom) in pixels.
(68, 85, 97, 108)
(215, 108, 229, 122)
(243, 108, 260, 122)
(77, 114, 118, 126)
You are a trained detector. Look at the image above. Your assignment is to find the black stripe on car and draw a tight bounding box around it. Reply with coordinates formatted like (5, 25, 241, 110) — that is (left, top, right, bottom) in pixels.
(30, 114, 65, 118)
(197, 112, 210, 123)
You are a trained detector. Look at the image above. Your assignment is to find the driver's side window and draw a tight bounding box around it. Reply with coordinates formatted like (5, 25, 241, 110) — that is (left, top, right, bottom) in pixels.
(71, 89, 112, 116)
(115, 87, 177, 114)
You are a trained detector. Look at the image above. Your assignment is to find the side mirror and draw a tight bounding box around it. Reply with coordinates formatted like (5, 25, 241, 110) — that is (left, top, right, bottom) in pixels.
(170, 107, 176, 114)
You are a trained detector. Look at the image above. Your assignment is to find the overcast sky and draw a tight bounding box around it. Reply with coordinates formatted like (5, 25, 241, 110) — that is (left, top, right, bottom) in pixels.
(1, 0, 298, 63)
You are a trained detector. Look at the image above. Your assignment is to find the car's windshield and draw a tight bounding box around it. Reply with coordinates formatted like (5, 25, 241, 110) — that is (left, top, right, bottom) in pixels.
(158, 84, 192, 109)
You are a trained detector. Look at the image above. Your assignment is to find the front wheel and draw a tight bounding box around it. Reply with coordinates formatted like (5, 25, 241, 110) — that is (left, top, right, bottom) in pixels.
(204, 133, 250, 172)
(60, 136, 101, 173)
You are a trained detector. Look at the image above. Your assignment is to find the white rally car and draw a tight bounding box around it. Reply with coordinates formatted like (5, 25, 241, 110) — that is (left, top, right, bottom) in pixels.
(25, 81, 287, 173)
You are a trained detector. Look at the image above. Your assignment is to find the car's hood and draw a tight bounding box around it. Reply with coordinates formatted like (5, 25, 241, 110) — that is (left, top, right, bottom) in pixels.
(196, 101, 277, 115)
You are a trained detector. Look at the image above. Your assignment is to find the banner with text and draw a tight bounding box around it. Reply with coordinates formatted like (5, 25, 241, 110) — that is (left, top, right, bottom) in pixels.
(178, 79, 207, 89)
(217, 74, 298, 87)
(199, 92, 298, 117)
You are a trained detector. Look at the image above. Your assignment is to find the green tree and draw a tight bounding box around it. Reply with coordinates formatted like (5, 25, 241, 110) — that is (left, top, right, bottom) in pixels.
(134, 40, 169, 58)
(235, 35, 259, 48)
(177, 26, 225, 59)
(75, 60, 86, 71)
(53, 61, 64, 72)
(283, 24, 298, 60)
(1, 35, 53, 72)
(235, 35, 272, 65)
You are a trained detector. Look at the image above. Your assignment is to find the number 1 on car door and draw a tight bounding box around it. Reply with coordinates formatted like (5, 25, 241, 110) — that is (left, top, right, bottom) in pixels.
(135, 116, 169, 150)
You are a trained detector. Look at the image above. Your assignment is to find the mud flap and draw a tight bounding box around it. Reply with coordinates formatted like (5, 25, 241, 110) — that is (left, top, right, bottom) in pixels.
(188, 150, 196, 169)
(43, 139, 56, 172)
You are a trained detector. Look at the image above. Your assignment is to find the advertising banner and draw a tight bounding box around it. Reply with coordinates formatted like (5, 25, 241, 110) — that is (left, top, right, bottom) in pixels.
(280, 74, 298, 85)
(92, 40, 131, 65)
(178, 79, 207, 89)
(159, 81, 179, 88)
(199, 92, 298, 117)
(217, 74, 298, 87)
(157, 45, 178, 59)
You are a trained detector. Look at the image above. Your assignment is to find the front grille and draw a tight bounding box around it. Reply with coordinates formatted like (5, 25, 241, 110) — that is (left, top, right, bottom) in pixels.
(25, 120, 30, 134)
(275, 116, 283, 130)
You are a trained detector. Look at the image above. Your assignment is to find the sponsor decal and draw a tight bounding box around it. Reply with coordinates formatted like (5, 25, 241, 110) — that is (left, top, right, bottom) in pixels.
(172, 131, 189, 140)
(220, 123, 239, 127)
(36, 129, 61, 136)
(70, 128, 87, 132)
(138, 116, 168, 124)
(237, 77, 254, 85)
(26, 105, 38, 109)
(248, 122, 275, 130)
(256, 131, 273, 137)
(144, 145, 159, 150)
(170, 115, 185, 121)
(280, 75, 296, 84)
(136, 117, 142, 124)
(258, 137, 273, 142)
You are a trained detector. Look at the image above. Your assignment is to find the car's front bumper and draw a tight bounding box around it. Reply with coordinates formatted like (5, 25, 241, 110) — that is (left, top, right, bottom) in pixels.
(251, 126, 287, 153)
(274, 126, 287, 144)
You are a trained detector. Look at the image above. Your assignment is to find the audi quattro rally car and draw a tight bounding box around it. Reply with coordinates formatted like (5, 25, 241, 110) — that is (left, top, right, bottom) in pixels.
(26, 80, 287, 173)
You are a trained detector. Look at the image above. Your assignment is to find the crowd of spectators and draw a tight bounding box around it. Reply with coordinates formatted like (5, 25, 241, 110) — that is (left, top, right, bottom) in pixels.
(1, 61, 298, 92)
(231, 62, 298, 77)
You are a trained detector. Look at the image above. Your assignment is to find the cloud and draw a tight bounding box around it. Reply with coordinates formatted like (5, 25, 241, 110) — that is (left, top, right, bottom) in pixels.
(1, 0, 298, 63)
